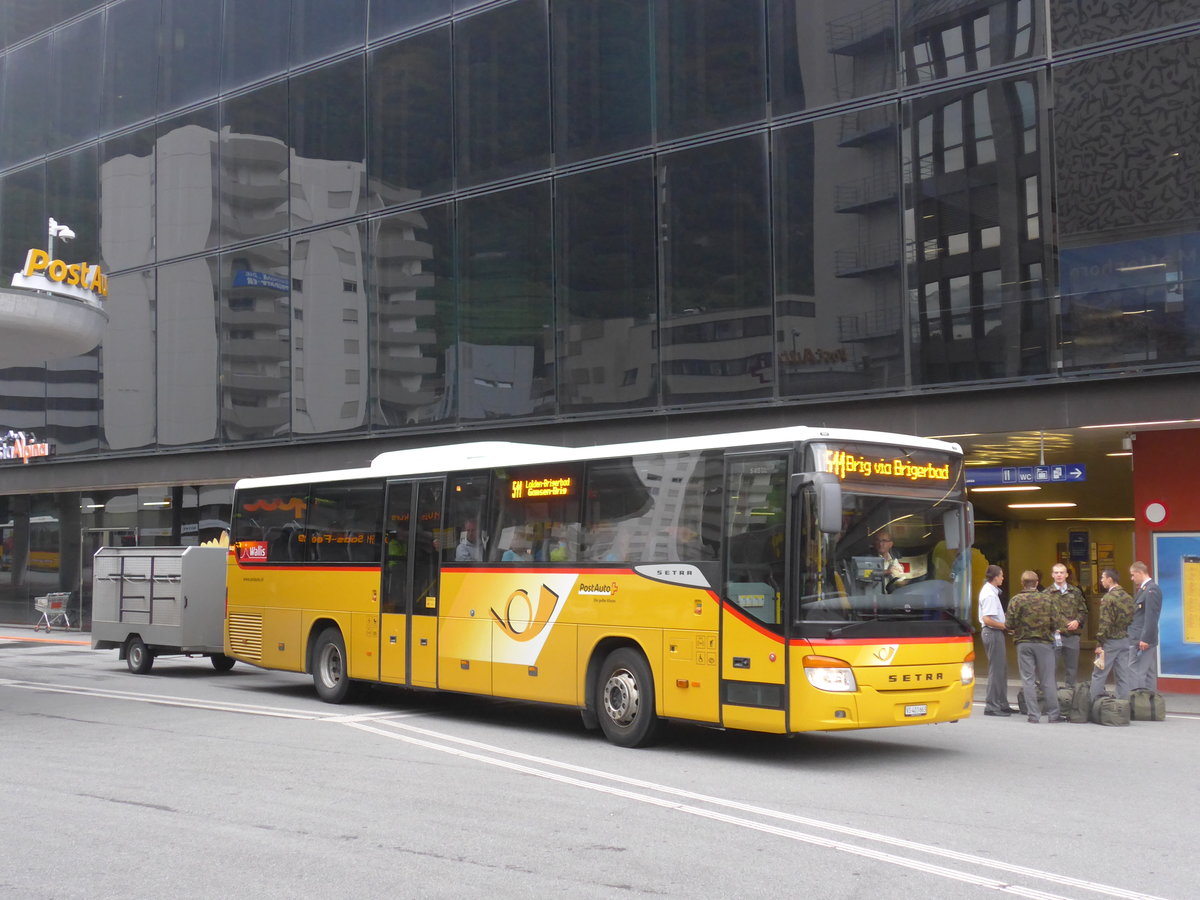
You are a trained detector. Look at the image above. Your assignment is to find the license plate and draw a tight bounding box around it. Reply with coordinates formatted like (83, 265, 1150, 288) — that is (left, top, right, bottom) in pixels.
(904, 704, 928, 717)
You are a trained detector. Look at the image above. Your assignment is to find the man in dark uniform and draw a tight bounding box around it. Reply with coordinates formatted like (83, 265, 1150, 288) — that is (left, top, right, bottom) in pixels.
(1006, 570, 1069, 723)
(1091, 568, 1135, 699)
(1047, 562, 1087, 688)
(1128, 561, 1163, 691)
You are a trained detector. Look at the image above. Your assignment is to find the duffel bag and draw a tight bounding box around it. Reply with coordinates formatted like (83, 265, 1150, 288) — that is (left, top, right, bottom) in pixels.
(1068, 682, 1091, 724)
(1017, 685, 1049, 715)
(1129, 688, 1167, 721)
(1091, 694, 1131, 726)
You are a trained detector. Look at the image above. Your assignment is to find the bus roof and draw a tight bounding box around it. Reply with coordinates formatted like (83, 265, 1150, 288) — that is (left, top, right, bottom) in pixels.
(234, 426, 962, 490)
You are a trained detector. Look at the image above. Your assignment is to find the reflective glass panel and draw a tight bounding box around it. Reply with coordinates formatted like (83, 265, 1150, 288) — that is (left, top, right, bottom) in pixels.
(553, 0, 652, 164)
(46, 147, 99, 267)
(99, 125, 155, 271)
(656, 0, 766, 142)
(769, 0, 896, 114)
(160, 0, 221, 112)
(292, 222, 369, 436)
(221, 82, 289, 245)
(1052, 0, 1200, 50)
(220, 241, 291, 442)
(291, 59, 366, 229)
(157, 105, 220, 261)
(454, 0, 551, 187)
(46, 348, 100, 455)
(367, 27, 452, 208)
(904, 73, 1053, 384)
(774, 108, 903, 397)
(0, 164, 44, 285)
(370, 203, 454, 429)
(901, 0, 1044, 86)
(157, 256, 220, 447)
(457, 183, 553, 420)
(102, 0, 159, 133)
(292, 0, 366, 67)
(555, 160, 657, 412)
(100, 271, 155, 451)
(368, 0, 451, 40)
(0, 37, 49, 167)
(660, 135, 771, 404)
(223, 0, 290, 91)
(51, 13, 101, 147)
(1055, 37, 1200, 371)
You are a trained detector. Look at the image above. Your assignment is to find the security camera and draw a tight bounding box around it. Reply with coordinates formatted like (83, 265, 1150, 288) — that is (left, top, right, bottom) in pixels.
(57, 226, 75, 241)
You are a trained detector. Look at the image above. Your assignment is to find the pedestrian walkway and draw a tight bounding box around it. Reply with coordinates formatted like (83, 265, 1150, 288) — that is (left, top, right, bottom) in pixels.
(975, 674, 1200, 715)
(0, 622, 90, 646)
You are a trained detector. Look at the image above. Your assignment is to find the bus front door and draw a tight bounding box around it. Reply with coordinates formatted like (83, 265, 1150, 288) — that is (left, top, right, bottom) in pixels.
(379, 479, 444, 687)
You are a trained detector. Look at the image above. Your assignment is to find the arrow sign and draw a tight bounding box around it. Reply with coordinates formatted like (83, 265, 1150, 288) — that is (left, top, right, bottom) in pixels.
(966, 464, 1087, 486)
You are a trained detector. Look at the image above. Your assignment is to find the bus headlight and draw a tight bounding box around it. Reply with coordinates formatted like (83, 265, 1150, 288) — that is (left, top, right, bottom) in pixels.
(803, 655, 857, 692)
(961, 652, 975, 685)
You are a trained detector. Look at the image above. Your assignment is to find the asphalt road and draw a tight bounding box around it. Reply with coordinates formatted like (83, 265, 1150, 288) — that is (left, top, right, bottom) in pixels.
(1, 636, 1192, 900)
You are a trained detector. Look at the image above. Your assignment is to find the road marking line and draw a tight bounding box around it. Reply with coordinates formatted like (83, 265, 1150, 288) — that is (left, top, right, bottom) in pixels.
(353, 716, 1166, 900)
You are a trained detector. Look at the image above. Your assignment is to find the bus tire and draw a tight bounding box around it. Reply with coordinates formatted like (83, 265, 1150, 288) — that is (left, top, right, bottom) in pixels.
(597, 647, 660, 748)
(210, 654, 236, 672)
(312, 627, 352, 703)
(126, 636, 154, 675)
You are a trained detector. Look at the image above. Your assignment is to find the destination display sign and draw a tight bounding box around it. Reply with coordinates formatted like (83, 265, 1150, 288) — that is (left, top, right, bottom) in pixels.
(813, 443, 957, 487)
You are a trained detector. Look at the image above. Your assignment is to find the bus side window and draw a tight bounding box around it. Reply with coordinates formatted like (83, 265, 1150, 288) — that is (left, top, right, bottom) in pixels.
(233, 488, 311, 564)
(490, 465, 582, 563)
(446, 473, 490, 564)
(723, 454, 789, 632)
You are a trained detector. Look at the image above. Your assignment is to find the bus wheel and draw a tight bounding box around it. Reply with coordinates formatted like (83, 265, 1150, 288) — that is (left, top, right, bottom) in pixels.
(312, 627, 352, 703)
(597, 648, 660, 748)
(126, 636, 154, 675)
(210, 654, 236, 672)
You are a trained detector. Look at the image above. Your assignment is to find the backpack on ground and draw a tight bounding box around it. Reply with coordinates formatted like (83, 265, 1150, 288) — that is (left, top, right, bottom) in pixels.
(1129, 688, 1167, 721)
(1068, 682, 1091, 723)
(1090, 692, 1131, 726)
(1056, 686, 1075, 716)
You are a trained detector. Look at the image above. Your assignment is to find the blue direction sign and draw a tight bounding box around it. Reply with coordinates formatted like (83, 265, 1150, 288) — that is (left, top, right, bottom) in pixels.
(966, 463, 1087, 486)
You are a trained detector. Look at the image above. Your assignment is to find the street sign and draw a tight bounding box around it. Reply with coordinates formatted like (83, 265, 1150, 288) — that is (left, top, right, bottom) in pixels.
(965, 463, 1087, 486)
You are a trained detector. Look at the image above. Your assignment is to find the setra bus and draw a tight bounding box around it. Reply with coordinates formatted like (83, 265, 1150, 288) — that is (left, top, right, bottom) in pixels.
(226, 425, 976, 746)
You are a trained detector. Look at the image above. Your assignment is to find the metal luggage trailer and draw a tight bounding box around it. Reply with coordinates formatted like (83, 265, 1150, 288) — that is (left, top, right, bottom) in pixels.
(91, 546, 235, 674)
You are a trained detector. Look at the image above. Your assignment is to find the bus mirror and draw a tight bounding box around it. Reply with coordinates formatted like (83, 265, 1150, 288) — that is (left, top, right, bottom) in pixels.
(792, 472, 842, 534)
(943, 504, 974, 550)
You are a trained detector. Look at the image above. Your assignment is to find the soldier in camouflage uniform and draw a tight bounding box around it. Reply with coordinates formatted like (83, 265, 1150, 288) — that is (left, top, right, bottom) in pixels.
(1047, 562, 1088, 688)
(1091, 568, 1136, 699)
(1006, 570, 1069, 723)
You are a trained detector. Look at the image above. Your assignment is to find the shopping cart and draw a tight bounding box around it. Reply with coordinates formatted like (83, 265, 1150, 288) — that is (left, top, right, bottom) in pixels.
(33, 592, 71, 632)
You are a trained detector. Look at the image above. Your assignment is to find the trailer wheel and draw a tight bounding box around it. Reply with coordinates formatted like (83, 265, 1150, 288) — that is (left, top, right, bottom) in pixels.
(210, 654, 235, 672)
(126, 636, 154, 675)
(596, 647, 660, 748)
(312, 627, 352, 703)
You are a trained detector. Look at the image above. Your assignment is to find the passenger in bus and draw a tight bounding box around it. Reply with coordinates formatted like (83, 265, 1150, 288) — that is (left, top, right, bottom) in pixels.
(502, 533, 533, 562)
(455, 518, 483, 562)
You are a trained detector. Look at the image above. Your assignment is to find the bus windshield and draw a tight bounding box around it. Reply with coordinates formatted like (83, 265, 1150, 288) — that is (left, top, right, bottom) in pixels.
(796, 491, 972, 639)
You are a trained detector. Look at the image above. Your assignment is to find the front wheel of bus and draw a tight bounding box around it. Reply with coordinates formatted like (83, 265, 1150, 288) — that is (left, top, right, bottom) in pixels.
(597, 648, 660, 748)
(313, 628, 352, 703)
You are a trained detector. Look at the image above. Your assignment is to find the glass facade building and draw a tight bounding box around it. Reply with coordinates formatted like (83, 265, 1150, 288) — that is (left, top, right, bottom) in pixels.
(3, 0, 1200, 624)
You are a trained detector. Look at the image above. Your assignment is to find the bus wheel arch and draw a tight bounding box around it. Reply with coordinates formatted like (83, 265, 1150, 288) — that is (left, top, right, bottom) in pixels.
(592, 643, 660, 748)
(310, 624, 354, 703)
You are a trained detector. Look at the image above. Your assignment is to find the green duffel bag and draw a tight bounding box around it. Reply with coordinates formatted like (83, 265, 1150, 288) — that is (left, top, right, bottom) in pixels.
(1068, 682, 1091, 724)
(1091, 693, 1131, 726)
(1056, 686, 1075, 715)
(1017, 686, 1049, 715)
(1129, 688, 1167, 721)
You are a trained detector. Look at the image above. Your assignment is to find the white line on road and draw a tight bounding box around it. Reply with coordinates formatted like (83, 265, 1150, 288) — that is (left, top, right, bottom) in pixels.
(347, 717, 1166, 900)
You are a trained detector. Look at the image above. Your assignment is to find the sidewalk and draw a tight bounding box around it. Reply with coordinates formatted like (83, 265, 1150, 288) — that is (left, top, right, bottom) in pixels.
(976, 674, 1200, 715)
(0, 622, 91, 646)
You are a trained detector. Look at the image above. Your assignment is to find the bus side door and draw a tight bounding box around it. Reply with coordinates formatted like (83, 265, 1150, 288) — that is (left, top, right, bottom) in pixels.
(378, 479, 445, 687)
(720, 453, 790, 734)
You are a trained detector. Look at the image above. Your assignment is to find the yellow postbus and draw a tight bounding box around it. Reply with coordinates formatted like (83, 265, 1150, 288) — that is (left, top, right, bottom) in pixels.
(226, 426, 976, 746)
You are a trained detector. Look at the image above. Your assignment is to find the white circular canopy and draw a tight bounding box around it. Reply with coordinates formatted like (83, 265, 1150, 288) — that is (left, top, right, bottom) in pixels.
(0, 287, 108, 367)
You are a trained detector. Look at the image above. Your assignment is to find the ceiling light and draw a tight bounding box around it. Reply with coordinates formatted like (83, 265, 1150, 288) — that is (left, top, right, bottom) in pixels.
(142, 500, 171, 507)
(1008, 502, 1078, 509)
(964, 459, 1002, 466)
(1046, 517, 1135, 522)
(1105, 451, 1133, 457)
(1082, 419, 1199, 429)
(969, 485, 1042, 492)
(1116, 263, 1167, 272)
